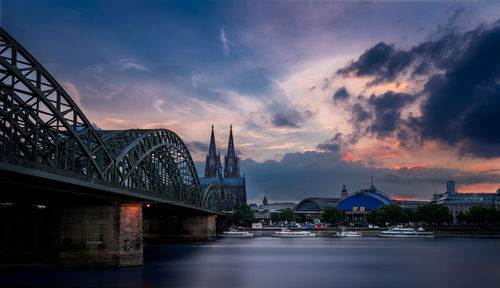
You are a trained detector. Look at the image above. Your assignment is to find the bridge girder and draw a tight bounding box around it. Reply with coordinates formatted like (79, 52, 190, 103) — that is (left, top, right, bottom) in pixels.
(202, 183, 223, 212)
(0, 28, 222, 212)
(100, 129, 205, 207)
(0, 28, 113, 180)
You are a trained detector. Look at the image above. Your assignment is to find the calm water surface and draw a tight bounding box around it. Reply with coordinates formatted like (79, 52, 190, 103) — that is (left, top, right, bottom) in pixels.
(1, 237, 499, 288)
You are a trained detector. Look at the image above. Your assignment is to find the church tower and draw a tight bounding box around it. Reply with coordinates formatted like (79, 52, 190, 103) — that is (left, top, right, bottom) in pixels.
(224, 125, 240, 178)
(200, 124, 247, 211)
(341, 184, 348, 199)
(205, 125, 222, 178)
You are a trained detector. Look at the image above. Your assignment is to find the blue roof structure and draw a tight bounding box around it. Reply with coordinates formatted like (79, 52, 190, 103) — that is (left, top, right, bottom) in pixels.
(223, 177, 244, 186)
(337, 189, 393, 211)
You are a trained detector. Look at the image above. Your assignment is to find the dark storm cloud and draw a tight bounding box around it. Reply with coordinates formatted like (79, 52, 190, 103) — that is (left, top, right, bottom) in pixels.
(343, 91, 414, 141)
(195, 151, 500, 201)
(336, 28, 471, 85)
(368, 91, 415, 137)
(332, 86, 350, 102)
(316, 133, 344, 152)
(186, 141, 209, 153)
(351, 103, 370, 123)
(340, 22, 500, 158)
(271, 108, 312, 128)
(417, 25, 500, 158)
(337, 42, 413, 86)
(271, 112, 301, 128)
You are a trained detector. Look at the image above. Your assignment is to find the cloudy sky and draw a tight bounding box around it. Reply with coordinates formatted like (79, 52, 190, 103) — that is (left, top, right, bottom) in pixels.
(2, 0, 500, 202)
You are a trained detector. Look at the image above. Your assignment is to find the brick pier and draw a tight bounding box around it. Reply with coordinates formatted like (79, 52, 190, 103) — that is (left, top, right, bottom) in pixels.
(59, 203, 143, 266)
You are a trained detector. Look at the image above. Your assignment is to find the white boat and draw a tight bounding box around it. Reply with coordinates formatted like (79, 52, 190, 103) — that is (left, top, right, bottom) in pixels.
(334, 231, 363, 237)
(270, 228, 316, 238)
(379, 227, 434, 238)
(220, 231, 254, 238)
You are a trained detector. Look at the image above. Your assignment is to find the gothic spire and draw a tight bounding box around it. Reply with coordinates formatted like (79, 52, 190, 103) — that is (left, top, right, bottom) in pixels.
(205, 125, 221, 178)
(208, 124, 217, 157)
(227, 124, 235, 158)
(224, 124, 240, 178)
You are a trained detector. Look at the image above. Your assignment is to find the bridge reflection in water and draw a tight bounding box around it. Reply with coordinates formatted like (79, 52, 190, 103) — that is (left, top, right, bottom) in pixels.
(0, 28, 223, 266)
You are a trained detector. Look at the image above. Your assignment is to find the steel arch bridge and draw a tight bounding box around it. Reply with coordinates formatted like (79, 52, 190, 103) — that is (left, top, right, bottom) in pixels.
(0, 28, 222, 213)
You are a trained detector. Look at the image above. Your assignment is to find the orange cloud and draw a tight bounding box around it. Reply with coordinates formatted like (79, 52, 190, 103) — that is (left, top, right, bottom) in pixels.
(370, 82, 411, 93)
(393, 164, 427, 170)
(463, 163, 500, 174)
(457, 183, 500, 193)
(341, 153, 353, 162)
(375, 153, 396, 159)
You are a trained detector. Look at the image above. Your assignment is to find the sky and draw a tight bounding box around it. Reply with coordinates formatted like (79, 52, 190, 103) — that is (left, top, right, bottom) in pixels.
(2, 0, 500, 202)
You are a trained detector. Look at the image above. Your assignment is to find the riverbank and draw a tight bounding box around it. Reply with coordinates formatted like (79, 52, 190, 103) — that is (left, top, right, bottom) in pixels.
(239, 226, 500, 238)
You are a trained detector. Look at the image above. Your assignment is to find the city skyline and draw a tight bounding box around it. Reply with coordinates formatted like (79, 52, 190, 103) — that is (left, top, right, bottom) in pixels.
(2, 1, 500, 201)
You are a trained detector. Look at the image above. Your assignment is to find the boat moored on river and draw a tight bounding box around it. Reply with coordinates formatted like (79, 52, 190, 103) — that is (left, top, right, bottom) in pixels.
(220, 231, 254, 238)
(270, 228, 316, 238)
(334, 226, 363, 238)
(334, 231, 363, 237)
(379, 227, 434, 238)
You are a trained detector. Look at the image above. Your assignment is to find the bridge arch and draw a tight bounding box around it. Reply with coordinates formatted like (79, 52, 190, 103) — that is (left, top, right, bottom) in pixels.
(202, 184, 223, 212)
(0, 28, 222, 212)
(0, 28, 113, 180)
(100, 129, 205, 207)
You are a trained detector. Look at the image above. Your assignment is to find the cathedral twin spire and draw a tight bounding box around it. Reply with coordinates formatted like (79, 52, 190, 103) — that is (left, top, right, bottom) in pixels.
(205, 125, 222, 178)
(205, 125, 240, 178)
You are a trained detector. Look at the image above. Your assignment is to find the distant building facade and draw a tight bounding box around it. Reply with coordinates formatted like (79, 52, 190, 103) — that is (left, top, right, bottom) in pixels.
(293, 185, 350, 218)
(433, 180, 500, 224)
(251, 201, 297, 220)
(393, 200, 430, 210)
(199, 125, 247, 211)
(293, 180, 430, 225)
(294, 197, 342, 219)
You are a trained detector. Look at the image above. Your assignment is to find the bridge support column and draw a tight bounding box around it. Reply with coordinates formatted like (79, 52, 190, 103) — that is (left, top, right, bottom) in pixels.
(182, 215, 217, 240)
(59, 203, 143, 266)
(114, 204, 143, 266)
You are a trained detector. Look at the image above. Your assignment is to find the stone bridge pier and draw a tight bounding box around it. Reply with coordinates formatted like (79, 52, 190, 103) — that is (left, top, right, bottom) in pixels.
(1, 199, 219, 267)
(58, 203, 144, 266)
(0, 201, 144, 266)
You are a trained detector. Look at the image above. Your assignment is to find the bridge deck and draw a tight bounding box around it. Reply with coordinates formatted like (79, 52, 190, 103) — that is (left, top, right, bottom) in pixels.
(0, 161, 223, 216)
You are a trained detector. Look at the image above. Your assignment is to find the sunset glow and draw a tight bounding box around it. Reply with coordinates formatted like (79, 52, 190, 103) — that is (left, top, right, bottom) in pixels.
(3, 0, 499, 201)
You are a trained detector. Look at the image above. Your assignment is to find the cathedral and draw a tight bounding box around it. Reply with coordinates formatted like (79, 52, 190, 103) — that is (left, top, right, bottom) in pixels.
(199, 125, 247, 211)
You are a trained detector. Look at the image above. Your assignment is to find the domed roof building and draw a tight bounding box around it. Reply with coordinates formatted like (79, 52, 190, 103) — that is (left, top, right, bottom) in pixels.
(337, 181, 394, 224)
(337, 188, 393, 211)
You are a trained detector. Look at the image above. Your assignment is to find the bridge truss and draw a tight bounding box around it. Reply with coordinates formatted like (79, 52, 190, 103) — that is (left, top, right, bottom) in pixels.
(0, 28, 221, 212)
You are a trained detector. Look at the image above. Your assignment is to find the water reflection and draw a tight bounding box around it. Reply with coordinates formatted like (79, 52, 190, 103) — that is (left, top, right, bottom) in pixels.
(1, 237, 499, 288)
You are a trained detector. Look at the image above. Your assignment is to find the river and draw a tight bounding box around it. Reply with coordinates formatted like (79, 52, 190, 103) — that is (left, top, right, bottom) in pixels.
(1, 237, 499, 288)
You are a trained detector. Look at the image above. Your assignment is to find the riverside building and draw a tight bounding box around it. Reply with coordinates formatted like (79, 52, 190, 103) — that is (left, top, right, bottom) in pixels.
(433, 180, 500, 224)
